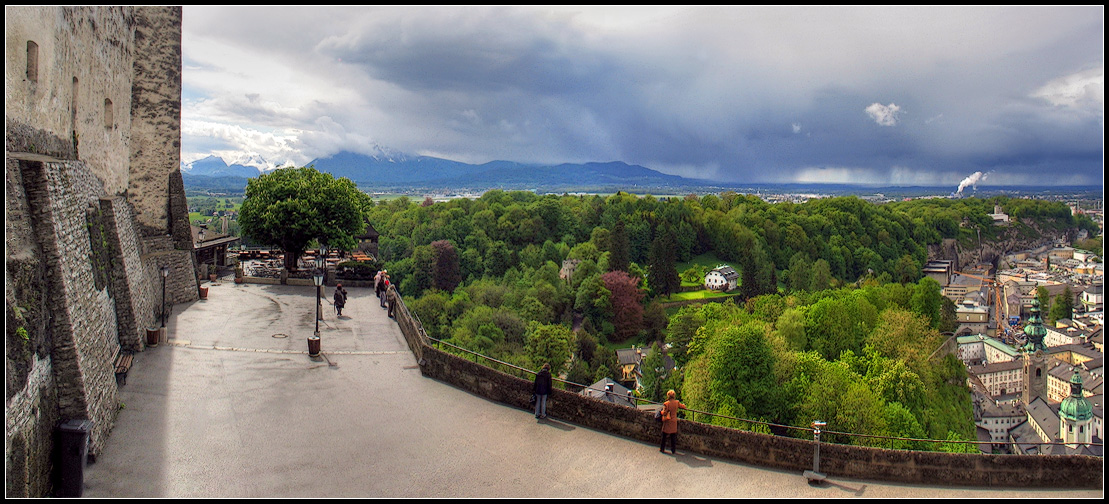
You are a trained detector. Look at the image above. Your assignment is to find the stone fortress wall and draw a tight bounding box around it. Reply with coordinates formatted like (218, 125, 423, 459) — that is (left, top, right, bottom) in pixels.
(5, 6, 196, 497)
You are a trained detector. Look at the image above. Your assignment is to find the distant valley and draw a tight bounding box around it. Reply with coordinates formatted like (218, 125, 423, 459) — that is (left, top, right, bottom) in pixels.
(181, 150, 712, 194)
(180, 150, 1104, 200)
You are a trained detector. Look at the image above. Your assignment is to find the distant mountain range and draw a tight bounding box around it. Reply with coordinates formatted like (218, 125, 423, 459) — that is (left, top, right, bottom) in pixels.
(181, 154, 272, 178)
(180, 150, 1104, 198)
(181, 149, 712, 192)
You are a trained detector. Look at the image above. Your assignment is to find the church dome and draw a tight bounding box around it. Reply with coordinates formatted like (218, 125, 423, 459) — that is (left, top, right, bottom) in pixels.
(1059, 372, 1093, 421)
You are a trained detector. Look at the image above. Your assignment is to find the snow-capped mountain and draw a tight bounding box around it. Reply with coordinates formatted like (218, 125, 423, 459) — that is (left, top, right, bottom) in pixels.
(359, 143, 412, 164)
(182, 154, 264, 178)
(227, 153, 273, 172)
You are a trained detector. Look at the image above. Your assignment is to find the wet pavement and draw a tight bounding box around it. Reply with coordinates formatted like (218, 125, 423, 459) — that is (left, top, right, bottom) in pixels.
(80, 281, 1103, 498)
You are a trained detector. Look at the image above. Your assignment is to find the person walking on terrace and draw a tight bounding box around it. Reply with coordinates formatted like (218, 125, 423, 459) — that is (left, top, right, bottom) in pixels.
(334, 283, 347, 317)
(380, 274, 390, 308)
(374, 270, 385, 300)
(660, 389, 686, 455)
(533, 363, 552, 419)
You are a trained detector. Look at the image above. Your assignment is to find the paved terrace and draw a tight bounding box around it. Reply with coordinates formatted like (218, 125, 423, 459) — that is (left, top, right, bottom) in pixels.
(82, 282, 1102, 498)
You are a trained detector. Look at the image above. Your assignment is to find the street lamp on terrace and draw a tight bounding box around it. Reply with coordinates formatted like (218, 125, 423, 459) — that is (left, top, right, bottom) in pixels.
(307, 245, 326, 358)
(160, 265, 170, 328)
(314, 255, 326, 326)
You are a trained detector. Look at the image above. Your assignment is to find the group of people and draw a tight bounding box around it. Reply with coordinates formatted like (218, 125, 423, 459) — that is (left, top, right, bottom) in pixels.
(532, 366, 688, 455)
(328, 268, 391, 318)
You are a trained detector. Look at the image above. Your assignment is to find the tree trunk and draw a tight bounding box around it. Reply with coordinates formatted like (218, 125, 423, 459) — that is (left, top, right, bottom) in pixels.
(284, 250, 300, 271)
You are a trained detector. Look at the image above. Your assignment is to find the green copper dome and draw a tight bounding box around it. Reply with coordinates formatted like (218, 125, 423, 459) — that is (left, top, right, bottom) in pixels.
(1022, 298, 1048, 353)
(1059, 371, 1093, 422)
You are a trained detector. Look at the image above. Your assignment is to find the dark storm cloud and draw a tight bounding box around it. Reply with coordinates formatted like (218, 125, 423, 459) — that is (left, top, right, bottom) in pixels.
(182, 6, 1104, 186)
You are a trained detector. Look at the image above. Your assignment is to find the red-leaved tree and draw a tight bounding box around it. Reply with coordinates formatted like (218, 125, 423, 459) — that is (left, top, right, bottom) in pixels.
(602, 270, 644, 341)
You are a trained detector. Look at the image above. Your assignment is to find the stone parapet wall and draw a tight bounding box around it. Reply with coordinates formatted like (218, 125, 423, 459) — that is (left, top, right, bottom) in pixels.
(388, 288, 425, 363)
(391, 291, 1102, 489)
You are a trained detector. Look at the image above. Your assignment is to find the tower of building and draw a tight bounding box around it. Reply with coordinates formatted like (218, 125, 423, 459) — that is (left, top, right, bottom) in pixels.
(1021, 298, 1048, 405)
(1059, 371, 1094, 447)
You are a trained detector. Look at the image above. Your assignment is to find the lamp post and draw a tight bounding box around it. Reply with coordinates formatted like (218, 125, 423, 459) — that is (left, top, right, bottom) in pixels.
(314, 262, 325, 331)
(160, 265, 169, 328)
(308, 246, 325, 358)
(315, 254, 326, 322)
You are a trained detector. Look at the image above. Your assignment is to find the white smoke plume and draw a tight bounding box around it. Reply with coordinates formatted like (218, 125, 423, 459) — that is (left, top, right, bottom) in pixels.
(955, 171, 989, 196)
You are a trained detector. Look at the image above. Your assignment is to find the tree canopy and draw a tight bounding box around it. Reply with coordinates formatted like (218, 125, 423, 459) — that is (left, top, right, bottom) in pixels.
(361, 190, 1089, 450)
(238, 166, 372, 270)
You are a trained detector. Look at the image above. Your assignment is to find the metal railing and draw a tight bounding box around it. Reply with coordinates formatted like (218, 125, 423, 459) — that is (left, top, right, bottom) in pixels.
(390, 289, 1102, 454)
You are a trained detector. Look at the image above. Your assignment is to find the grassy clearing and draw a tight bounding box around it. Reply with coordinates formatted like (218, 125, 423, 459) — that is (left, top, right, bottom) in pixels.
(675, 251, 729, 273)
(663, 290, 738, 302)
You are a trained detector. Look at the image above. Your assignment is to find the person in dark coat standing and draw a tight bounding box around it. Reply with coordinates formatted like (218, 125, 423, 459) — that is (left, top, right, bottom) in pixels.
(334, 283, 347, 316)
(533, 363, 552, 419)
(660, 389, 687, 455)
(374, 270, 385, 299)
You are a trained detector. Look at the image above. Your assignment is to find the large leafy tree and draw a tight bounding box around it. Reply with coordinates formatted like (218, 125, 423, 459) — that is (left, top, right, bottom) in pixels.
(238, 166, 372, 270)
(647, 225, 681, 298)
(607, 219, 631, 273)
(524, 322, 576, 374)
(1048, 286, 1074, 324)
(910, 277, 943, 329)
(665, 304, 705, 367)
(602, 270, 645, 341)
(431, 240, 462, 293)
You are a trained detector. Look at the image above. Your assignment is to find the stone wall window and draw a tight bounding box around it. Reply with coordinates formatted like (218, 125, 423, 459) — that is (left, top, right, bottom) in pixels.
(26, 41, 39, 82)
(104, 98, 113, 130)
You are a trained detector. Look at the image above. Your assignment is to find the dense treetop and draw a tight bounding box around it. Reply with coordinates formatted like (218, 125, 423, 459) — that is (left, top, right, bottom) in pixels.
(239, 167, 372, 270)
(364, 191, 1093, 450)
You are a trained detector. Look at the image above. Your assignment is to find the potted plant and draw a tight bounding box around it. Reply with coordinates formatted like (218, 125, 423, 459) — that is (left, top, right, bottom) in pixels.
(199, 284, 208, 300)
(208, 264, 218, 282)
(234, 263, 244, 284)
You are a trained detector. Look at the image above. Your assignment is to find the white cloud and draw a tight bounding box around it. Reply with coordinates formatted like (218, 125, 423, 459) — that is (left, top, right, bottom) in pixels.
(792, 123, 802, 133)
(1032, 67, 1104, 110)
(181, 119, 306, 165)
(865, 103, 902, 126)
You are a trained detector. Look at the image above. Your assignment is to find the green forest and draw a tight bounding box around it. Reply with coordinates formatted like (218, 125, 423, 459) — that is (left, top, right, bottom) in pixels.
(360, 191, 1097, 450)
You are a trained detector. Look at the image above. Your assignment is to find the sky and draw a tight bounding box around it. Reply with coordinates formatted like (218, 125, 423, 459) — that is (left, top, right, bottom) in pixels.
(181, 5, 1104, 188)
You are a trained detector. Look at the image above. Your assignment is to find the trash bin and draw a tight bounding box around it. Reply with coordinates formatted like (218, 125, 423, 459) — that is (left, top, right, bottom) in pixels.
(55, 419, 92, 497)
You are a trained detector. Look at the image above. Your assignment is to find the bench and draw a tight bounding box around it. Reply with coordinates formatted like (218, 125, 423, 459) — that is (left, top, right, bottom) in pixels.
(114, 352, 134, 386)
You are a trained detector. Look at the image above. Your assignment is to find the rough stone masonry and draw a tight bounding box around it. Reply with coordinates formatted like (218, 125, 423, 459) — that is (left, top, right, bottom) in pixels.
(5, 6, 195, 497)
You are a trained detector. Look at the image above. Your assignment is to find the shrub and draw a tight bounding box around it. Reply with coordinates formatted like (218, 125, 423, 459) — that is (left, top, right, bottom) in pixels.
(337, 260, 381, 279)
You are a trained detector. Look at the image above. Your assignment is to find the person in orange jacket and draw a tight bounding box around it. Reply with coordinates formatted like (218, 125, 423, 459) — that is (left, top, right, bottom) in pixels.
(660, 389, 687, 455)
